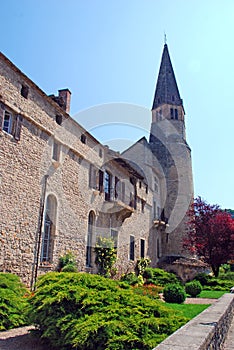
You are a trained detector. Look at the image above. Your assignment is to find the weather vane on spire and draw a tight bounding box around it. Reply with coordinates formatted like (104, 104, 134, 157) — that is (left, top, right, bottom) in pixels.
(164, 32, 167, 45)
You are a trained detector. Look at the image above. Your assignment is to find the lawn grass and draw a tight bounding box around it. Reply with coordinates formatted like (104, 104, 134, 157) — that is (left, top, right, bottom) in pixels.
(199, 290, 226, 299)
(165, 303, 209, 319)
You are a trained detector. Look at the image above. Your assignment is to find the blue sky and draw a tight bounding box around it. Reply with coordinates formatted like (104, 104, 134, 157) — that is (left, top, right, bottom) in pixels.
(1, 0, 234, 209)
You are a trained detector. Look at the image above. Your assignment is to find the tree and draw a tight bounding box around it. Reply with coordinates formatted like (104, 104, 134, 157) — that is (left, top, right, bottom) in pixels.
(183, 197, 234, 277)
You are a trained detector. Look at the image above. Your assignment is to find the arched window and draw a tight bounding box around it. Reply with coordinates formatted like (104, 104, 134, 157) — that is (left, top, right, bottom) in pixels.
(41, 195, 57, 263)
(86, 211, 95, 267)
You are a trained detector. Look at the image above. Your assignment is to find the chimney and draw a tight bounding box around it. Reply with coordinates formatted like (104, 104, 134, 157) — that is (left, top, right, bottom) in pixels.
(58, 89, 71, 114)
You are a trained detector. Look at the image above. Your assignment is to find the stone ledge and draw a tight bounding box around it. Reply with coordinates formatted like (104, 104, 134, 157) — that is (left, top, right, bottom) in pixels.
(153, 293, 234, 350)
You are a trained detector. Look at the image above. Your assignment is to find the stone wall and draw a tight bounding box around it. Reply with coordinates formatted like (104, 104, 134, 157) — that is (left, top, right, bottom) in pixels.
(0, 52, 153, 287)
(153, 293, 234, 350)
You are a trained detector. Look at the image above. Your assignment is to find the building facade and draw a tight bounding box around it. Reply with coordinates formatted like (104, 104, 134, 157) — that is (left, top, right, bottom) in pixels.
(0, 44, 194, 287)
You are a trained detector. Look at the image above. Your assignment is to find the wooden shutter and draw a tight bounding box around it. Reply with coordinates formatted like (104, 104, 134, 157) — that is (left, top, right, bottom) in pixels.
(98, 170, 104, 192)
(14, 114, 23, 141)
(0, 104, 5, 131)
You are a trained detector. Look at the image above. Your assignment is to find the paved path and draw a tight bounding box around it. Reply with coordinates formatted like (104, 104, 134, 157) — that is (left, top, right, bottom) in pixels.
(0, 326, 50, 350)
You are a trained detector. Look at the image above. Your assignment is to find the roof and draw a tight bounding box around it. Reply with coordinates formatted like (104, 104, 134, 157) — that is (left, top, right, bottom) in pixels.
(152, 44, 183, 110)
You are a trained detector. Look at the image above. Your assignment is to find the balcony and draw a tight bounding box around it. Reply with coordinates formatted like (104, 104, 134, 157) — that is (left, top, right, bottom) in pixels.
(102, 188, 135, 221)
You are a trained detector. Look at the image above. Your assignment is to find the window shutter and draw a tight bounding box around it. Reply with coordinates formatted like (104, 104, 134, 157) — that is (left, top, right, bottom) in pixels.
(98, 170, 104, 192)
(0, 104, 5, 131)
(14, 114, 23, 141)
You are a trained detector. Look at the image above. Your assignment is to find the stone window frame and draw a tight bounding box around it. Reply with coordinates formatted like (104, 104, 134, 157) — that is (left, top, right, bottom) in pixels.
(86, 211, 96, 268)
(0, 105, 23, 141)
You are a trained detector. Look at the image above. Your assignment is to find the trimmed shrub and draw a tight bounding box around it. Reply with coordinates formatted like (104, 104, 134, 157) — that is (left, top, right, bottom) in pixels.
(143, 268, 179, 286)
(163, 283, 186, 304)
(185, 281, 202, 297)
(0, 273, 29, 330)
(29, 272, 187, 350)
(120, 272, 142, 286)
(193, 273, 212, 286)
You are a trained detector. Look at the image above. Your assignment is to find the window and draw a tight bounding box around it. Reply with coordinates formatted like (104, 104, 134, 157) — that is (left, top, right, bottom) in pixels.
(21, 85, 29, 99)
(80, 134, 86, 144)
(3, 111, 12, 134)
(140, 239, 145, 258)
(170, 108, 174, 119)
(52, 140, 60, 161)
(141, 199, 146, 213)
(41, 195, 57, 263)
(99, 148, 103, 158)
(104, 171, 112, 201)
(129, 235, 135, 260)
(153, 201, 157, 219)
(111, 229, 118, 249)
(1, 109, 23, 140)
(86, 211, 95, 267)
(175, 109, 178, 120)
(55, 114, 63, 125)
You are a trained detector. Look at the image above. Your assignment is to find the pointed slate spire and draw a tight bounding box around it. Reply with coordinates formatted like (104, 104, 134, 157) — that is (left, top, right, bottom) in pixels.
(152, 44, 183, 110)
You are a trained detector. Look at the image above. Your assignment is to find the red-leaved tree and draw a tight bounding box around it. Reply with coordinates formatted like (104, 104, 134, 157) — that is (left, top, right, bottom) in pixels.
(183, 197, 234, 277)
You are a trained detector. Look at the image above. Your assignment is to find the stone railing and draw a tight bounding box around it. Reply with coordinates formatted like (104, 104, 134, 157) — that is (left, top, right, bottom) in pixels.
(153, 293, 234, 350)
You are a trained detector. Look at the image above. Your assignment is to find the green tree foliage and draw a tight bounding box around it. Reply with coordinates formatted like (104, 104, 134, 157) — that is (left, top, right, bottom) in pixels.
(94, 236, 117, 276)
(0, 273, 29, 330)
(29, 272, 187, 350)
(193, 273, 233, 291)
(136, 257, 151, 276)
(163, 284, 186, 304)
(143, 268, 179, 286)
(185, 281, 202, 297)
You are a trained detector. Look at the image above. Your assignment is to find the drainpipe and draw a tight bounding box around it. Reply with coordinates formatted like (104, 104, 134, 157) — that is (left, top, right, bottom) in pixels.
(31, 174, 49, 291)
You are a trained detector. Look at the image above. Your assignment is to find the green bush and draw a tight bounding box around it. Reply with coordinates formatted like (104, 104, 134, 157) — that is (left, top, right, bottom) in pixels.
(163, 283, 186, 304)
(219, 272, 234, 281)
(193, 273, 212, 286)
(143, 268, 179, 286)
(0, 273, 29, 330)
(185, 281, 202, 297)
(58, 252, 77, 272)
(194, 273, 233, 291)
(94, 236, 117, 277)
(29, 272, 187, 350)
(120, 272, 141, 286)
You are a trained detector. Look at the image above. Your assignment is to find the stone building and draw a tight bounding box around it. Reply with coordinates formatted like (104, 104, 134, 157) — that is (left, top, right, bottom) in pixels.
(0, 44, 194, 287)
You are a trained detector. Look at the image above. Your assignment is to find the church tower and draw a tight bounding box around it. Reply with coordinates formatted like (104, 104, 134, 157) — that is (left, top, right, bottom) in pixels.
(150, 43, 194, 258)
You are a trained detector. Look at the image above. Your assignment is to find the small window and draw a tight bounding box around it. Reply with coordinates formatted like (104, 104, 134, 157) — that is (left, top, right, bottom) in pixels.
(175, 109, 178, 120)
(52, 140, 60, 161)
(141, 199, 146, 213)
(81, 134, 86, 144)
(140, 239, 145, 258)
(3, 111, 12, 134)
(153, 201, 157, 219)
(21, 85, 29, 99)
(139, 181, 142, 189)
(172, 95, 175, 102)
(55, 114, 63, 125)
(129, 235, 135, 261)
(170, 108, 174, 119)
(145, 184, 148, 194)
(98, 170, 104, 192)
(99, 148, 103, 158)
(111, 229, 118, 249)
